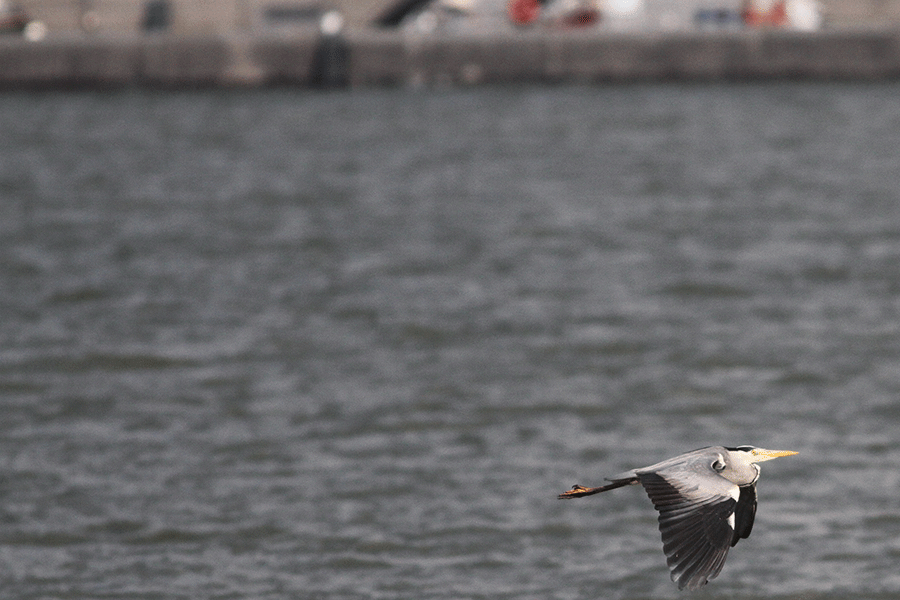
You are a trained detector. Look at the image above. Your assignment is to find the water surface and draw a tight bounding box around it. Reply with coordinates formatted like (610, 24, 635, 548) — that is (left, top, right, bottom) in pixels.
(1, 83, 899, 599)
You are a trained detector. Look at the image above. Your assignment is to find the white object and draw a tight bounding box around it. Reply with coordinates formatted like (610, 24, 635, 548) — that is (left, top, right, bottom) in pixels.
(786, 0, 822, 30)
(606, 0, 643, 16)
(319, 11, 344, 35)
(24, 20, 47, 41)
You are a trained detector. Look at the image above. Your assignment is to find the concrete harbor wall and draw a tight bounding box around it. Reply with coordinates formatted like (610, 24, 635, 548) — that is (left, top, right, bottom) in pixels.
(2, 28, 900, 89)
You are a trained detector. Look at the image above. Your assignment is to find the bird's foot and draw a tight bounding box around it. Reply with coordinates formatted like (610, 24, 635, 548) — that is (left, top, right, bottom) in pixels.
(557, 484, 590, 499)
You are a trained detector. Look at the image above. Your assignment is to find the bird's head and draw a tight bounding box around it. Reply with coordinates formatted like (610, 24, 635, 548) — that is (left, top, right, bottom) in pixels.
(729, 445, 798, 463)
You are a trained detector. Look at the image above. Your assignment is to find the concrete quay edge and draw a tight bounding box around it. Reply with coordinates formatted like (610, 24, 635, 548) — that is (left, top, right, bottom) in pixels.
(2, 28, 900, 89)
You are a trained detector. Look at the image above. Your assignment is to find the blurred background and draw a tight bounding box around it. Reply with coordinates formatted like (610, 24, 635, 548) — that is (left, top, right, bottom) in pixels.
(4, 0, 900, 37)
(2, 2, 900, 600)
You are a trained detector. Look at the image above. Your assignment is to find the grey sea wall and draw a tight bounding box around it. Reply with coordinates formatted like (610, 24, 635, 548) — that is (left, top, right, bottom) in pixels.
(2, 28, 900, 88)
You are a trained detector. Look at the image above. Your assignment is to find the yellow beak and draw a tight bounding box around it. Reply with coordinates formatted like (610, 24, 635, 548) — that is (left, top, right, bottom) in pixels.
(750, 448, 799, 463)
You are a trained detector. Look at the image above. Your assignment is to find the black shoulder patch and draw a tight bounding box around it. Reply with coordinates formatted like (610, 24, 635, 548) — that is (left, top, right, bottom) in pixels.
(732, 484, 757, 546)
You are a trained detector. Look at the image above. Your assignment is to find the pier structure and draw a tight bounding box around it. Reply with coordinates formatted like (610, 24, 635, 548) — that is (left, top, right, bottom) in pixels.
(10, 0, 900, 35)
(4, 0, 900, 88)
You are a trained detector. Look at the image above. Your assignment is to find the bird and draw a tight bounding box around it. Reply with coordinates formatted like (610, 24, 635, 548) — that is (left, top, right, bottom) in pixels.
(558, 445, 798, 591)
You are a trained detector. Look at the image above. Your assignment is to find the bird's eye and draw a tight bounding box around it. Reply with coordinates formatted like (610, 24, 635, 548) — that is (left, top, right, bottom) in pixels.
(711, 457, 726, 472)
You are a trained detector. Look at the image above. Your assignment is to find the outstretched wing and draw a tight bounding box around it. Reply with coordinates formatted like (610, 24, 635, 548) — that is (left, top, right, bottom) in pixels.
(638, 470, 741, 591)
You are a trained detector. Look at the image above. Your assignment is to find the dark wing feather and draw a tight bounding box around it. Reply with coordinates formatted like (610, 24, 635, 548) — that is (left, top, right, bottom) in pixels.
(731, 483, 757, 546)
(638, 471, 740, 591)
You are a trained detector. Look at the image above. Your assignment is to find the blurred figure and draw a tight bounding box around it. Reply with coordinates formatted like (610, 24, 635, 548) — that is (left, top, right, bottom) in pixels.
(742, 0, 822, 30)
(508, 0, 600, 28)
(508, 0, 546, 25)
(401, 0, 477, 33)
(742, 0, 788, 26)
(0, 0, 27, 34)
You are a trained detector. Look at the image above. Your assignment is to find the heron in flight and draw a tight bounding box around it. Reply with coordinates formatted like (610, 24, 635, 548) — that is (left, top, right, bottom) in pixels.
(558, 445, 798, 591)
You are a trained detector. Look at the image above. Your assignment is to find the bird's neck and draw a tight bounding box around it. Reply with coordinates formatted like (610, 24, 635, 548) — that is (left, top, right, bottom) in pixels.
(748, 463, 761, 485)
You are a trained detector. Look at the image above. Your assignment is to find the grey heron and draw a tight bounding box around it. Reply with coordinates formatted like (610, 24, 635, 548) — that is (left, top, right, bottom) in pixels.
(558, 445, 798, 591)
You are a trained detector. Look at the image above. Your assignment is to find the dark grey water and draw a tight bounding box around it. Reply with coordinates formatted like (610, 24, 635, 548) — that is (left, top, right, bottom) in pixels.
(1, 83, 899, 599)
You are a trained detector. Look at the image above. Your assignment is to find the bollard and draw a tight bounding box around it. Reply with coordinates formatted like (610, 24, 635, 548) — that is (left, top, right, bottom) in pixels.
(142, 0, 170, 32)
(311, 11, 349, 88)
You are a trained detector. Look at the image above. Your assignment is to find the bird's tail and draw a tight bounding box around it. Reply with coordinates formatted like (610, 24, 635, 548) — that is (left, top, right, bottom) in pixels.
(557, 477, 637, 499)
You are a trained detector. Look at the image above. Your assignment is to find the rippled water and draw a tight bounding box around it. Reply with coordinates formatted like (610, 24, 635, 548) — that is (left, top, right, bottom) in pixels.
(1, 83, 900, 599)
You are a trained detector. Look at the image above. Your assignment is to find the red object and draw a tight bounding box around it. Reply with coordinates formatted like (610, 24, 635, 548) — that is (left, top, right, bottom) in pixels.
(742, 0, 788, 27)
(769, 1, 788, 26)
(508, 0, 541, 26)
(560, 8, 599, 28)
